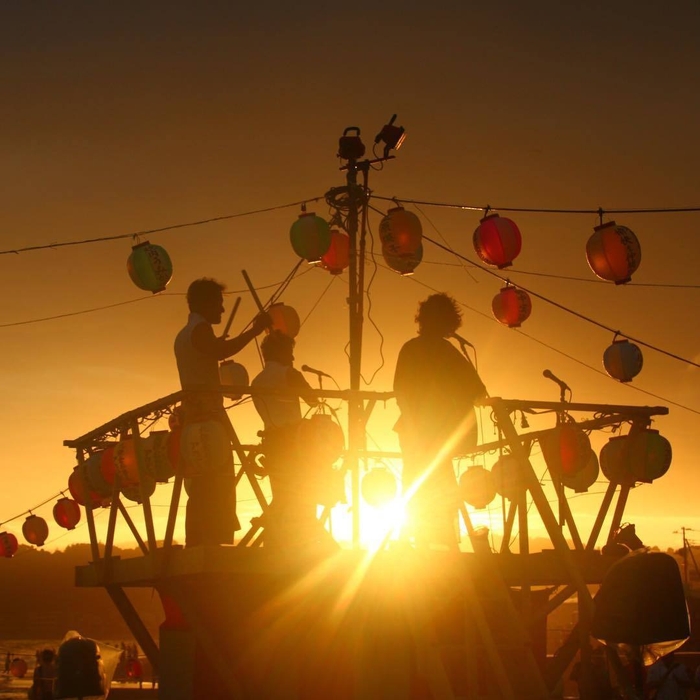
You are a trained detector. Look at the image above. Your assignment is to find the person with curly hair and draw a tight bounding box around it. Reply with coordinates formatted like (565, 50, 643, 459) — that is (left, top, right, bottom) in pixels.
(394, 293, 487, 547)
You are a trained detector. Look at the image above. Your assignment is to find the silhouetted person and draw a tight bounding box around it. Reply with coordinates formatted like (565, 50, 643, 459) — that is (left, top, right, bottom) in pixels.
(31, 648, 56, 700)
(174, 277, 269, 546)
(252, 331, 321, 547)
(394, 293, 486, 547)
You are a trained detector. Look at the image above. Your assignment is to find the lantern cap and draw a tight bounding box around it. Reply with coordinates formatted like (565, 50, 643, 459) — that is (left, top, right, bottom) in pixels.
(131, 240, 153, 250)
(593, 220, 617, 232)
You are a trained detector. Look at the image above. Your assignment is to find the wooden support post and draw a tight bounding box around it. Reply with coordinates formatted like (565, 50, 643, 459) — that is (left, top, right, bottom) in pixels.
(586, 481, 617, 550)
(116, 499, 149, 556)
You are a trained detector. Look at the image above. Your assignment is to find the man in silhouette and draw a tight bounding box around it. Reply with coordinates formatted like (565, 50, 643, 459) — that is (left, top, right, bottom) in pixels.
(394, 293, 487, 547)
(252, 330, 322, 547)
(174, 277, 269, 546)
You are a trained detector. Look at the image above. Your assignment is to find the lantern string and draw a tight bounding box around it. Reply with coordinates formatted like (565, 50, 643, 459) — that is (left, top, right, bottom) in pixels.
(376, 254, 700, 417)
(421, 234, 700, 371)
(0, 491, 65, 527)
(372, 194, 700, 215)
(0, 196, 325, 257)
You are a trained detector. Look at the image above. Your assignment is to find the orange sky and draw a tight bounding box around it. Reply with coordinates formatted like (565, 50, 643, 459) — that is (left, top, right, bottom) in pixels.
(1, 2, 699, 553)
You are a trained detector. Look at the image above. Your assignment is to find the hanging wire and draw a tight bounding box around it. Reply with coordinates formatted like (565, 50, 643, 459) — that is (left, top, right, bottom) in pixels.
(0, 196, 324, 256)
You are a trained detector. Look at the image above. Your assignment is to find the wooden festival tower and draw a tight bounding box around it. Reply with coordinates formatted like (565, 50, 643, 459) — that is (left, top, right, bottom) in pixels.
(64, 122, 670, 699)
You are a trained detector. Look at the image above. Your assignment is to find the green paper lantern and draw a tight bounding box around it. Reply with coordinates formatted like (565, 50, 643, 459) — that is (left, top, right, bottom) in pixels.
(127, 241, 173, 293)
(289, 212, 332, 262)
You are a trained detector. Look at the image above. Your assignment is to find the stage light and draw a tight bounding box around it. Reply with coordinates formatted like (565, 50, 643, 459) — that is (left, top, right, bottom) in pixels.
(374, 114, 406, 158)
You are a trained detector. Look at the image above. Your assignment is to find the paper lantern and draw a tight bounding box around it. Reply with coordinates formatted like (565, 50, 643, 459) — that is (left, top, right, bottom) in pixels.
(603, 338, 643, 382)
(320, 230, 350, 274)
(361, 467, 398, 507)
(267, 303, 301, 338)
(290, 212, 332, 262)
(100, 439, 140, 487)
(379, 207, 422, 256)
(10, 658, 27, 678)
(491, 454, 524, 501)
(53, 497, 81, 530)
(586, 221, 641, 284)
(142, 430, 176, 483)
(473, 214, 522, 268)
(600, 430, 672, 485)
(127, 241, 173, 293)
(219, 360, 249, 400)
(181, 420, 231, 477)
(22, 515, 49, 547)
(592, 551, 689, 664)
(126, 658, 143, 679)
(492, 286, 532, 327)
(68, 467, 103, 509)
(297, 414, 345, 468)
(0, 531, 19, 558)
(84, 452, 113, 500)
(383, 243, 423, 275)
(561, 449, 599, 493)
(540, 424, 592, 478)
(459, 466, 497, 509)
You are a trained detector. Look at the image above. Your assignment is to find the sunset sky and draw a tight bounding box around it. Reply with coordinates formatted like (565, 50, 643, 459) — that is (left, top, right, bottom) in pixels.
(1, 2, 699, 554)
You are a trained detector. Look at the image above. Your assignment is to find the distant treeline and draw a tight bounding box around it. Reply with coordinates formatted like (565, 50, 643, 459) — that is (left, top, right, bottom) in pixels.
(0, 543, 163, 640)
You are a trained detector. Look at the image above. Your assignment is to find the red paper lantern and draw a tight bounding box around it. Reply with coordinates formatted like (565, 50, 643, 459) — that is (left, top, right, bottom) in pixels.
(540, 424, 592, 478)
(290, 212, 332, 262)
(586, 221, 641, 284)
(126, 658, 143, 679)
(22, 515, 49, 547)
(603, 338, 643, 382)
(10, 658, 27, 678)
(53, 497, 81, 530)
(459, 466, 497, 509)
(68, 467, 103, 509)
(492, 286, 532, 327)
(600, 430, 672, 485)
(127, 241, 173, 293)
(84, 452, 113, 500)
(267, 303, 300, 338)
(100, 439, 140, 487)
(383, 243, 423, 275)
(321, 230, 350, 275)
(379, 207, 422, 256)
(361, 467, 398, 507)
(561, 450, 599, 493)
(473, 214, 522, 269)
(491, 454, 524, 501)
(0, 531, 19, 558)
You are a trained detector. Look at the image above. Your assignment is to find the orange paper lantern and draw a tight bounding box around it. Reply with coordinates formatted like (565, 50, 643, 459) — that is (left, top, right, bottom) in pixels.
(22, 515, 49, 547)
(267, 303, 301, 338)
(53, 497, 81, 530)
(321, 230, 350, 275)
(473, 214, 522, 268)
(540, 424, 592, 478)
(492, 286, 532, 327)
(379, 207, 422, 256)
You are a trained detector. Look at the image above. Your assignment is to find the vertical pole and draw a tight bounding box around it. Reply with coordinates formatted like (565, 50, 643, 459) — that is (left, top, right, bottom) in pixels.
(346, 161, 363, 547)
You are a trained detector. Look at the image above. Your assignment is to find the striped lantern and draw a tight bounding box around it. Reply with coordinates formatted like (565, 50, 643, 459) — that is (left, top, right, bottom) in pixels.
(289, 212, 332, 262)
(473, 214, 522, 269)
(603, 339, 643, 382)
(53, 497, 81, 530)
(361, 467, 398, 507)
(379, 207, 422, 256)
(127, 241, 173, 293)
(586, 221, 641, 284)
(459, 466, 497, 509)
(492, 286, 532, 327)
(0, 531, 19, 558)
(321, 230, 350, 275)
(267, 303, 301, 338)
(600, 429, 672, 485)
(22, 515, 49, 547)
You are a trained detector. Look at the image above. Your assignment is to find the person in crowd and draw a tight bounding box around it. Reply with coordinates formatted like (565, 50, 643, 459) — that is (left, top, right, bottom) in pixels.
(393, 293, 487, 547)
(251, 330, 324, 546)
(645, 652, 692, 699)
(30, 649, 56, 700)
(174, 277, 269, 546)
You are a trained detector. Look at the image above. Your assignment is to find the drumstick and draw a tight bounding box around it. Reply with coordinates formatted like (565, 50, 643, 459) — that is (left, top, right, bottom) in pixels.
(241, 269, 265, 312)
(221, 296, 241, 339)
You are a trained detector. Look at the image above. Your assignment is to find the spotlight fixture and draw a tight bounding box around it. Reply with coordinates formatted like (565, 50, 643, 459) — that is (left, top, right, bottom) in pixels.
(374, 114, 406, 158)
(338, 126, 366, 161)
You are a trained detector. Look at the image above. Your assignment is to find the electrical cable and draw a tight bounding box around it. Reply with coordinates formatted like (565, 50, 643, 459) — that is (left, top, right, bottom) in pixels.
(0, 196, 324, 256)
